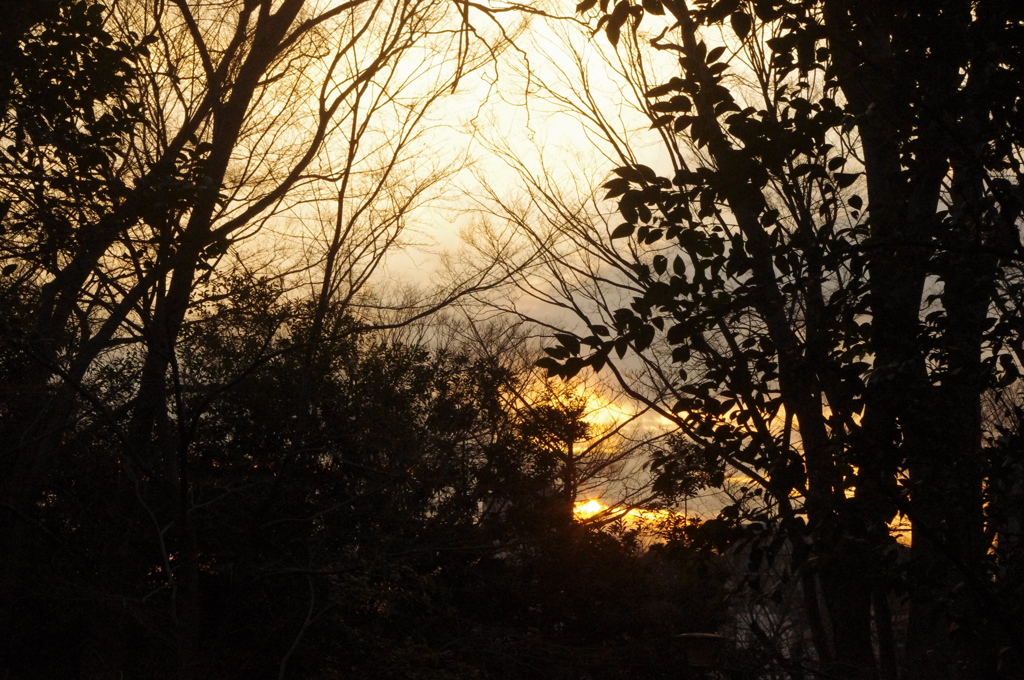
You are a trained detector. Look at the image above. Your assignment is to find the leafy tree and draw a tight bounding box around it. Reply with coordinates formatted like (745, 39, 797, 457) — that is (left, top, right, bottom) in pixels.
(495, 0, 1024, 677)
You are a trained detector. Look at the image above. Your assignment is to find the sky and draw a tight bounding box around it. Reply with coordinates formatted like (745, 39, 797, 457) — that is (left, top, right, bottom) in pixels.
(255, 0, 736, 518)
(368, 3, 671, 281)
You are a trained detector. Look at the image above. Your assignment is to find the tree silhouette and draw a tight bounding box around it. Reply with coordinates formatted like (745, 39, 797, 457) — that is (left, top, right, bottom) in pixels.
(0, 1, 511, 677)
(507, 0, 1024, 676)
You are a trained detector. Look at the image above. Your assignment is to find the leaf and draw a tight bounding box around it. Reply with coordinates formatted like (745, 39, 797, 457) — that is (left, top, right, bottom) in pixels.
(834, 172, 860, 189)
(535, 357, 562, 374)
(620, 199, 639, 224)
(998, 354, 1021, 386)
(613, 308, 636, 329)
(673, 115, 694, 132)
(759, 209, 780, 225)
(642, 0, 664, 15)
(614, 336, 630, 358)
(607, 21, 621, 47)
(693, 40, 707, 63)
(707, 45, 727, 63)
(603, 176, 629, 194)
(606, 0, 631, 46)
(671, 399, 691, 413)
(576, 0, 598, 12)
(635, 324, 656, 352)
(714, 99, 741, 116)
(563, 357, 585, 380)
(611, 223, 635, 239)
(543, 346, 569, 359)
(793, 163, 817, 177)
(827, 156, 846, 171)
(671, 344, 691, 362)
(667, 323, 688, 345)
(730, 11, 752, 39)
(645, 79, 681, 97)
(848, 195, 863, 210)
(636, 164, 658, 182)
(613, 165, 642, 182)
(650, 114, 674, 129)
(653, 254, 668, 275)
(637, 203, 652, 223)
(555, 333, 581, 355)
(673, 255, 686, 276)
(672, 95, 693, 111)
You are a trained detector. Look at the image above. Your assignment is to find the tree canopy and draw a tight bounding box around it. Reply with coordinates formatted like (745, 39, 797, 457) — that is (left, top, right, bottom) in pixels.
(2, 0, 1024, 679)
(517, 0, 1024, 677)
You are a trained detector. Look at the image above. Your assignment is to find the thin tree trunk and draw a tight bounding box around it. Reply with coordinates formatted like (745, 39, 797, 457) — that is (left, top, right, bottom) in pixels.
(873, 588, 899, 680)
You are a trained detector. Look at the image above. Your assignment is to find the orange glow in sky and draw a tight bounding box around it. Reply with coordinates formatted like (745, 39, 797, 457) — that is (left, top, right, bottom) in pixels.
(573, 498, 679, 523)
(574, 499, 607, 518)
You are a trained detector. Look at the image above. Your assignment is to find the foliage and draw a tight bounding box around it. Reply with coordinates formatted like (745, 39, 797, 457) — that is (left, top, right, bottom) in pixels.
(0, 2, 725, 678)
(2, 262, 726, 677)
(524, 0, 1024, 677)
(16, 0, 1024, 677)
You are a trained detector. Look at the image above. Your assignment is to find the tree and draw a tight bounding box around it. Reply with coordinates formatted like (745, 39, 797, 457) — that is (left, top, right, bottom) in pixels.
(0, 1, 511, 676)
(481, 0, 1024, 677)
(510, 373, 661, 524)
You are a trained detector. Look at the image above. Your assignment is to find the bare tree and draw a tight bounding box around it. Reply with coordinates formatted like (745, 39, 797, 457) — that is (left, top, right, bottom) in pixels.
(0, 0, 523, 676)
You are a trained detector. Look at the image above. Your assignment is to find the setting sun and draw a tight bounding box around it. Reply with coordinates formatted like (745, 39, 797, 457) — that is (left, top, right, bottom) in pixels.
(574, 499, 681, 524)
(4, 1, 1016, 678)
(574, 499, 607, 518)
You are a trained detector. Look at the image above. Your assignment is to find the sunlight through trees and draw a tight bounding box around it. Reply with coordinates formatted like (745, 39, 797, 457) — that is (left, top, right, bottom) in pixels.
(1, 0, 1022, 678)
